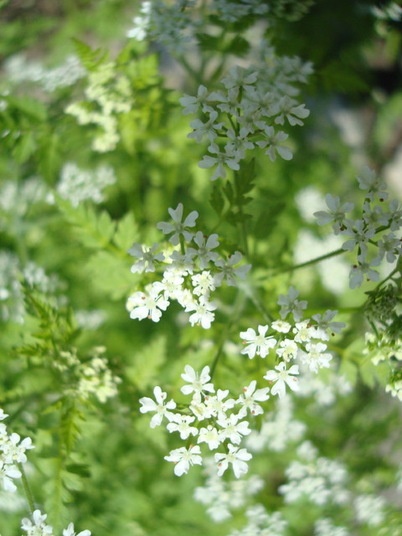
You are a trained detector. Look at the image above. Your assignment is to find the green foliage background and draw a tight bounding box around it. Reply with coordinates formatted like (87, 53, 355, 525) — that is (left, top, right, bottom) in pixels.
(0, 1, 401, 535)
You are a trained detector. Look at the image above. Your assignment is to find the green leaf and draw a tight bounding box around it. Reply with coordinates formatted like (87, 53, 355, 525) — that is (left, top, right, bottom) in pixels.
(72, 38, 108, 71)
(84, 250, 133, 300)
(57, 198, 116, 249)
(113, 212, 139, 252)
(210, 182, 225, 216)
(126, 335, 166, 389)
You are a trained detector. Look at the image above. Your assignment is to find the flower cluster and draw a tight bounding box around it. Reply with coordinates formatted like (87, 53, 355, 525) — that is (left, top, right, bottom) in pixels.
(4, 54, 85, 92)
(181, 44, 312, 179)
(0, 409, 34, 492)
(126, 0, 268, 56)
(21, 509, 90, 536)
(47, 162, 116, 207)
(315, 167, 402, 288)
(140, 365, 271, 478)
(228, 505, 287, 536)
(194, 458, 264, 522)
(66, 62, 133, 152)
(126, 203, 250, 328)
(57, 346, 121, 404)
(240, 291, 344, 397)
(0, 253, 63, 324)
(279, 441, 350, 506)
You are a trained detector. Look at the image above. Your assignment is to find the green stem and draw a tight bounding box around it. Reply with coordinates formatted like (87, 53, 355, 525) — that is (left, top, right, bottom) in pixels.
(271, 247, 345, 275)
(233, 171, 249, 257)
(19, 463, 35, 513)
(210, 290, 246, 379)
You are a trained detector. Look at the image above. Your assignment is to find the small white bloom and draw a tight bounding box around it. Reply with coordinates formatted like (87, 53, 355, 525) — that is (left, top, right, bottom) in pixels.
(157, 203, 199, 245)
(165, 445, 203, 476)
(237, 380, 270, 417)
(185, 298, 216, 329)
(240, 325, 277, 358)
(63, 522, 91, 536)
(264, 363, 299, 398)
(166, 414, 198, 439)
(181, 365, 215, 398)
(21, 510, 53, 535)
(198, 425, 221, 450)
(215, 444, 252, 478)
(139, 386, 176, 428)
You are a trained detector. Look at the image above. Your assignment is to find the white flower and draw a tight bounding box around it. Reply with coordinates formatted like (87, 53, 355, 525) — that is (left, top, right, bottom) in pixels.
(237, 380, 270, 417)
(276, 339, 299, 362)
(1, 432, 34, 464)
(204, 389, 236, 419)
(314, 194, 354, 234)
(189, 231, 220, 268)
(63, 522, 91, 536)
(181, 365, 215, 398)
(213, 251, 250, 286)
(240, 325, 277, 358)
(277, 287, 307, 321)
(165, 445, 203, 476)
(185, 297, 216, 329)
(157, 203, 199, 245)
(21, 510, 53, 536)
(256, 125, 293, 161)
(264, 363, 299, 398)
(188, 110, 223, 143)
(198, 425, 221, 450)
(139, 386, 176, 428)
(166, 414, 198, 440)
(127, 282, 169, 322)
(215, 444, 252, 478)
(191, 270, 215, 297)
(180, 85, 213, 115)
(271, 320, 292, 333)
(128, 243, 164, 273)
(301, 342, 332, 373)
(0, 460, 22, 492)
(217, 413, 251, 445)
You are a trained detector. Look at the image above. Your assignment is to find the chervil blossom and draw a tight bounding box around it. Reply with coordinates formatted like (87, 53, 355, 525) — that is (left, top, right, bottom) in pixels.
(181, 365, 215, 399)
(240, 325, 277, 358)
(128, 243, 164, 273)
(62, 523, 91, 536)
(165, 445, 203, 476)
(191, 270, 216, 297)
(215, 444, 252, 478)
(157, 203, 199, 245)
(1, 432, 34, 464)
(180, 85, 213, 115)
(237, 380, 270, 417)
(198, 425, 221, 450)
(217, 413, 251, 445)
(264, 363, 299, 398)
(185, 297, 216, 329)
(0, 460, 22, 492)
(277, 287, 307, 321)
(126, 282, 169, 322)
(300, 342, 333, 373)
(314, 194, 354, 234)
(204, 389, 236, 419)
(276, 339, 299, 362)
(166, 414, 198, 440)
(139, 386, 176, 428)
(21, 510, 53, 536)
(188, 232, 220, 268)
(213, 251, 251, 286)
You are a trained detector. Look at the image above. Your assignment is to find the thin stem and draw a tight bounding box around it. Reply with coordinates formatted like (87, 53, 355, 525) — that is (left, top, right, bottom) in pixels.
(19, 463, 35, 513)
(271, 247, 345, 275)
(210, 290, 246, 379)
(233, 171, 249, 257)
